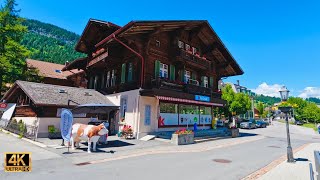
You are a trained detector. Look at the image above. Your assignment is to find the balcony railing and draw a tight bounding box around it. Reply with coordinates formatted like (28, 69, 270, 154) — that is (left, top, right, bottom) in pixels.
(176, 49, 211, 68)
(152, 78, 221, 98)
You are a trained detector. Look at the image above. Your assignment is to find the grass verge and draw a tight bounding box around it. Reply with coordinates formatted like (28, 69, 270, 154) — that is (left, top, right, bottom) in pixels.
(301, 123, 318, 132)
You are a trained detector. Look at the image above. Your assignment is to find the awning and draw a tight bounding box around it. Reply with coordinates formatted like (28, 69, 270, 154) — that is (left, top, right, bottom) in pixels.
(156, 96, 224, 107)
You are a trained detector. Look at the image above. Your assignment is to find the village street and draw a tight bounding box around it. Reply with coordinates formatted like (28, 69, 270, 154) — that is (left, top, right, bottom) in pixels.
(0, 122, 319, 180)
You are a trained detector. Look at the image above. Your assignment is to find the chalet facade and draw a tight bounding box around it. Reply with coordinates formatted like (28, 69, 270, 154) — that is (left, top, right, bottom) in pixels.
(63, 19, 244, 138)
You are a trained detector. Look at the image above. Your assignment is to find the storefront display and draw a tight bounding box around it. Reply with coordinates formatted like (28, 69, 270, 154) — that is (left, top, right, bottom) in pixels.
(159, 102, 213, 127)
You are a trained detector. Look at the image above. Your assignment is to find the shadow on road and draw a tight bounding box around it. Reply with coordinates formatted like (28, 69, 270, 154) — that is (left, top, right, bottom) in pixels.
(239, 132, 258, 137)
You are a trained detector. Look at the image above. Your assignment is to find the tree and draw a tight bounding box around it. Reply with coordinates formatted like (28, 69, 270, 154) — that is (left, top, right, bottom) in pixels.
(287, 97, 307, 120)
(257, 102, 265, 118)
(302, 102, 320, 123)
(0, 0, 31, 96)
(221, 84, 251, 117)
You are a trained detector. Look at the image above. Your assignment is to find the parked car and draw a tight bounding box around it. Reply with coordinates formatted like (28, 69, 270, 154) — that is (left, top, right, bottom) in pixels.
(256, 120, 267, 128)
(216, 120, 224, 127)
(240, 119, 256, 129)
(262, 118, 270, 125)
(295, 120, 303, 125)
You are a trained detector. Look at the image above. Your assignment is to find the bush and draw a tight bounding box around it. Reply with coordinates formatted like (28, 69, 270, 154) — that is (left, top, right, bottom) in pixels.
(18, 120, 27, 138)
(48, 125, 56, 133)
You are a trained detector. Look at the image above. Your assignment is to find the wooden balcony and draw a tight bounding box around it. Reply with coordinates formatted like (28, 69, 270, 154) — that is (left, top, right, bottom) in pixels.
(184, 83, 211, 96)
(103, 81, 138, 94)
(176, 49, 211, 69)
(151, 78, 220, 98)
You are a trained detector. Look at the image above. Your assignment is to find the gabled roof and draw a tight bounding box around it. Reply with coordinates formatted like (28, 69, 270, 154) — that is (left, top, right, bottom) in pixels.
(75, 19, 121, 53)
(2, 81, 113, 107)
(94, 20, 243, 77)
(26, 59, 82, 79)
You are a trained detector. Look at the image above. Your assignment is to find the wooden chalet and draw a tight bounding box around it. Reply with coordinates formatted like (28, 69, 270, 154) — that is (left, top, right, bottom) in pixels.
(1, 81, 117, 138)
(63, 19, 244, 138)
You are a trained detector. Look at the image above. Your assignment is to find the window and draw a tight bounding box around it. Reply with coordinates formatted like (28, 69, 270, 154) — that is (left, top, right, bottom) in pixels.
(89, 76, 94, 89)
(120, 97, 127, 118)
(178, 40, 184, 49)
(203, 76, 208, 88)
(156, 40, 161, 47)
(111, 70, 116, 86)
(192, 47, 197, 55)
(184, 70, 190, 83)
(144, 105, 151, 125)
(127, 63, 133, 82)
(159, 63, 168, 78)
(94, 75, 99, 90)
(185, 44, 191, 51)
(106, 71, 110, 87)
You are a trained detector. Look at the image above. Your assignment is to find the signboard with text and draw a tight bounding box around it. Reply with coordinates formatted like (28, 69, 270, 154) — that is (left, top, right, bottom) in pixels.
(195, 95, 210, 102)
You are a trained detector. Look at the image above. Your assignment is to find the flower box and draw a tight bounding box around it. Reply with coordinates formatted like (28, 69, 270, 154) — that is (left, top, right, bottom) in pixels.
(171, 133, 194, 145)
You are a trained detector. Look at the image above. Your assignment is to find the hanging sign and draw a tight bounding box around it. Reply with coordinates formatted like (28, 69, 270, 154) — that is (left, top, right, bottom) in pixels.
(60, 109, 73, 142)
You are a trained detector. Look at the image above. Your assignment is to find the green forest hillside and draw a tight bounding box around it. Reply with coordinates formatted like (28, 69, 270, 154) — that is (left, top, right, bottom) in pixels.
(21, 19, 84, 64)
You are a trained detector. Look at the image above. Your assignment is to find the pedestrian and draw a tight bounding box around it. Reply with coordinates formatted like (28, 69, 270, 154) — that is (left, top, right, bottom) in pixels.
(317, 124, 320, 134)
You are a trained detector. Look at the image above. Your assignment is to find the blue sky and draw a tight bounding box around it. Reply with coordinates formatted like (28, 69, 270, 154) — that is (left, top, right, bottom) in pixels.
(13, 0, 320, 98)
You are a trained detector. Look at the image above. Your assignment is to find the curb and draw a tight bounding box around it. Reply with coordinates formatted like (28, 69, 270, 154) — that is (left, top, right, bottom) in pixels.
(241, 143, 310, 180)
(0, 128, 47, 148)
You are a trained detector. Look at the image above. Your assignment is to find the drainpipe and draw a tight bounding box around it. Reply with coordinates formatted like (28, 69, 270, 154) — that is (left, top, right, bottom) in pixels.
(111, 34, 145, 88)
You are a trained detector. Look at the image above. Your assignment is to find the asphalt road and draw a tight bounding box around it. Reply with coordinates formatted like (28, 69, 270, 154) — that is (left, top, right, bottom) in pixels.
(0, 122, 318, 180)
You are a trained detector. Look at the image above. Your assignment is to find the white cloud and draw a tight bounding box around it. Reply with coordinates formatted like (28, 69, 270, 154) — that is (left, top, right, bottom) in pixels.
(298, 87, 320, 99)
(252, 82, 283, 97)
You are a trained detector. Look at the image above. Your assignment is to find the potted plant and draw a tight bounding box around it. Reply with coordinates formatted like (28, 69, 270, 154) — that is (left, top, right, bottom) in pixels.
(48, 125, 61, 139)
(171, 129, 194, 145)
(121, 125, 134, 139)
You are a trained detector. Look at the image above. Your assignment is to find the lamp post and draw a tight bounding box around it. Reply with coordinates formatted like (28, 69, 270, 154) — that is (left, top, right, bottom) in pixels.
(278, 86, 295, 163)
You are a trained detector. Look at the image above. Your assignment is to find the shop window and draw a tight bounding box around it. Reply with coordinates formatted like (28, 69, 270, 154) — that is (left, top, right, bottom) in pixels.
(160, 102, 178, 113)
(179, 104, 199, 114)
(144, 105, 151, 125)
(159, 62, 168, 78)
(200, 106, 212, 125)
(178, 40, 184, 49)
(94, 75, 100, 90)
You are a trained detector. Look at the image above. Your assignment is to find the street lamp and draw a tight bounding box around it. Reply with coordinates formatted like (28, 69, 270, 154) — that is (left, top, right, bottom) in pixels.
(278, 86, 295, 163)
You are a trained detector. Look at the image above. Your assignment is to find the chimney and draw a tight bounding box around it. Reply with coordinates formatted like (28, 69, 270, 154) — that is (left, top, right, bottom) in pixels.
(65, 61, 69, 66)
(237, 80, 240, 86)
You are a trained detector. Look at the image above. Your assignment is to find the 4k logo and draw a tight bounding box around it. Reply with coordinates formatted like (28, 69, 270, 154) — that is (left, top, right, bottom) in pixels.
(5, 152, 31, 172)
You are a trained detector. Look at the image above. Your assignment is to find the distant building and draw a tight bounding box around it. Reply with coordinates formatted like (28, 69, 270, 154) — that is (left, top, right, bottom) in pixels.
(26, 59, 86, 88)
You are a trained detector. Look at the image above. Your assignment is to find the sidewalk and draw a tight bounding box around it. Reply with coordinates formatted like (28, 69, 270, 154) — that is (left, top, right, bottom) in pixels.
(244, 143, 320, 180)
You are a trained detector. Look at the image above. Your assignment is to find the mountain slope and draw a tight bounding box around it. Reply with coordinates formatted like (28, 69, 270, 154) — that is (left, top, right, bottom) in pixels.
(21, 19, 84, 64)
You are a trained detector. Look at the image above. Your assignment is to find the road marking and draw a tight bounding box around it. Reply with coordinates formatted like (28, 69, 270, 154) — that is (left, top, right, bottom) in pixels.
(241, 143, 310, 180)
(75, 136, 265, 166)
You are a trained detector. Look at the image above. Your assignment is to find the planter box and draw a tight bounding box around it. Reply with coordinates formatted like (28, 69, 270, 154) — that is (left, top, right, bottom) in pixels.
(171, 133, 194, 145)
(230, 128, 239, 138)
(48, 132, 62, 139)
